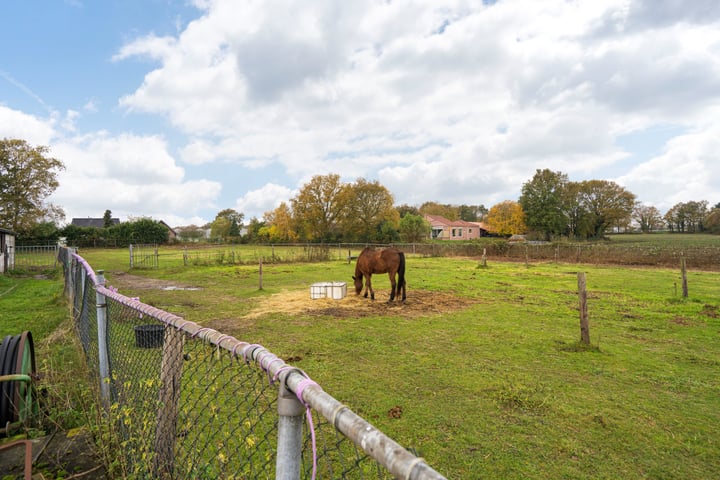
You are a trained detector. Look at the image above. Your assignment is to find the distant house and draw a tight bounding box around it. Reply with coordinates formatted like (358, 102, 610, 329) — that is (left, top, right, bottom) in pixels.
(71, 218, 120, 228)
(424, 214, 492, 240)
(159, 221, 178, 241)
(0, 227, 16, 273)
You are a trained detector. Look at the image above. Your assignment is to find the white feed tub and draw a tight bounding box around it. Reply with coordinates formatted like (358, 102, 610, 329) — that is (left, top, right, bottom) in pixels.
(310, 281, 347, 300)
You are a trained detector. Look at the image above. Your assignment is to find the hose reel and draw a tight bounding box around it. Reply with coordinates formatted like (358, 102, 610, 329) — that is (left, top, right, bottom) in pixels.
(0, 331, 37, 435)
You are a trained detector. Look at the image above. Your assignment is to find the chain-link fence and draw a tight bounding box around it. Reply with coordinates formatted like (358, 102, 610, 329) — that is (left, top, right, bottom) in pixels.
(58, 247, 446, 480)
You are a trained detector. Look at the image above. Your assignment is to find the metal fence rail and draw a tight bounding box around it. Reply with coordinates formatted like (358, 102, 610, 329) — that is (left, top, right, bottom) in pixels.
(58, 247, 446, 480)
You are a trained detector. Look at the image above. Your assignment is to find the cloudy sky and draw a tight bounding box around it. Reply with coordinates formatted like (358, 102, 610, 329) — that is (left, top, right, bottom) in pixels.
(2, 0, 719, 228)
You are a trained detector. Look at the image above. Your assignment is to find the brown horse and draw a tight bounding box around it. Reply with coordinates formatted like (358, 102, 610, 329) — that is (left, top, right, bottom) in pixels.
(352, 247, 406, 302)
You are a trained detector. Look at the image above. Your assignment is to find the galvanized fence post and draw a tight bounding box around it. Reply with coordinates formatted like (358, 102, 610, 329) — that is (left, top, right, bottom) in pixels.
(275, 382, 305, 479)
(95, 270, 111, 409)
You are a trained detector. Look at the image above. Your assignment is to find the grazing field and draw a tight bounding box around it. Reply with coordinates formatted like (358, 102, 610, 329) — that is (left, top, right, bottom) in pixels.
(4, 245, 719, 479)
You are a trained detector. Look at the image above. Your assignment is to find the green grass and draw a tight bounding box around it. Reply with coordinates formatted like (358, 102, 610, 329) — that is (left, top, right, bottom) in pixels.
(12, 247, 720, 478)
(607, 232, 720, 247)
(72, 249, 720, 479)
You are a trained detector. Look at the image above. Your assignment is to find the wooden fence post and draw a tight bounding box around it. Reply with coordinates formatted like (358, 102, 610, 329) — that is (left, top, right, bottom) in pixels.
(681, 254, 688, 298)
(578, 272, 590, 344)
(154, 327, 184, 478)
(259, 258, 263, 290)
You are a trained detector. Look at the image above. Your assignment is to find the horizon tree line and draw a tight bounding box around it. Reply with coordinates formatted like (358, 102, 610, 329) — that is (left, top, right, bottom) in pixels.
(2, 138, 719, 244)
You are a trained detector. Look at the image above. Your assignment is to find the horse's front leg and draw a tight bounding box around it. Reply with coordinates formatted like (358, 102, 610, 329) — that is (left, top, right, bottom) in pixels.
(366, 275, 375, 300)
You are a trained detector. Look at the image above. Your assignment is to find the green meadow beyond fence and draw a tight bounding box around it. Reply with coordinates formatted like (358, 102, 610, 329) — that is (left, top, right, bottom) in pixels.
(58, 247, 446, 480)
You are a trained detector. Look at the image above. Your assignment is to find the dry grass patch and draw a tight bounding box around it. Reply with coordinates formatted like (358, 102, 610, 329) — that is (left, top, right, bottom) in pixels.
(244, 288, 478, 320)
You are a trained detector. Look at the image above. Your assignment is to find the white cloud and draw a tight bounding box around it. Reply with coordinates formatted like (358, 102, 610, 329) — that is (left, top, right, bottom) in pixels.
(617, 121, 720, 210)
(6, 0, 720, 227)
(233, 183, 295, 220)
(0, 106, 56, 145)
(49, 133, 221, 224)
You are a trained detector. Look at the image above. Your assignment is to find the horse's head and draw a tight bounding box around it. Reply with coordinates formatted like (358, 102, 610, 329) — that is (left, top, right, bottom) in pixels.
(352, 275, 363, 295)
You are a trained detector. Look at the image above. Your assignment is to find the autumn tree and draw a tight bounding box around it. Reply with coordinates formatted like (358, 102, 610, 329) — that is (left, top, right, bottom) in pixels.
(486, 200, 526, 236)
(399, 213, 431, 242)
(519, 169, 569, 240)
(574, 180, 636, 238)
(633, 203, 663, 233)
(681, 201, 708, 232)
(419, 202, 458, 220)
(291, 174, 346, 242)
(244, 217, 266, 243)
(262, 202, 298, 242)
(663, 201, 708, 233)
(0, 138, 65, 232)
(396, 204, 420, 218)
(339, 178, 398, 242)
(210, 208, 244, 242)
(704, 207, 720, 234)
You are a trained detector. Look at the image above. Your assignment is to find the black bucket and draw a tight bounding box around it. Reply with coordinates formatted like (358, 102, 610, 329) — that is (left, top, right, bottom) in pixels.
(134, 324, 165, 348)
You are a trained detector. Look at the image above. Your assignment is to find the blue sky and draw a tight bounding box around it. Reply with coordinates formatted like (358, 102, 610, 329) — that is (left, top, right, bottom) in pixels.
(2, 0, 719, 227)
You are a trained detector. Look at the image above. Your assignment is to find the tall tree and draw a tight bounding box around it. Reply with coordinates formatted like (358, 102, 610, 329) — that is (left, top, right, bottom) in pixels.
(519, 169, 569, 240)
(664, 201, 709, 233)
(560, 182, 587, 239)
(263, 202, 298, 242)
(399, 213, 430, 242)
(633, 203, 663, 233)
(103, 209, 113, 228)
(459, 204, 487, 222)
(486, 200, 526, 236)
(575, 180, 636, 238)
(340, 178, 398, 242)
(704, 207, 720, 234)
(210, 208, 244, 241)
(291, 174, 346, 242)
(0, 138, 65, 232)
(419, 202, 458, 220)
(395, 204, 420, 218)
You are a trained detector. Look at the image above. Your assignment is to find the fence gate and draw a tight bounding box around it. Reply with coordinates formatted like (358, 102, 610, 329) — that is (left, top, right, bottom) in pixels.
(129, 244, 159, 268)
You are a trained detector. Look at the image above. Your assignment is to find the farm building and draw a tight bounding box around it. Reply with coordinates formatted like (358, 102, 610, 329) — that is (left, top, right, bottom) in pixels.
(0, 227, 16, 273)
(424, 214, 492, 240)
(158, 221, 178, 241)
(70, 217, 121, 228)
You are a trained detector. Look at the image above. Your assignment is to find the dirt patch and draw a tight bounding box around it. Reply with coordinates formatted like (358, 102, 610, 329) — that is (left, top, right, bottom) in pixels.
(700, 304, 719, 318)
(0, 428, 106, 479)
(244, 288, 478, 320)
(106, 272, 201, 291)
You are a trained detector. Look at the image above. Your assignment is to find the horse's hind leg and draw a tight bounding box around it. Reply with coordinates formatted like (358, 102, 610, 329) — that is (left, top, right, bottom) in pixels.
(388, 274, 397, 302)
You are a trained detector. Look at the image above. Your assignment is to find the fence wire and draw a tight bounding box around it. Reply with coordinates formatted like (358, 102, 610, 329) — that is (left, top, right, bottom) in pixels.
(58, 247, 445, 480)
